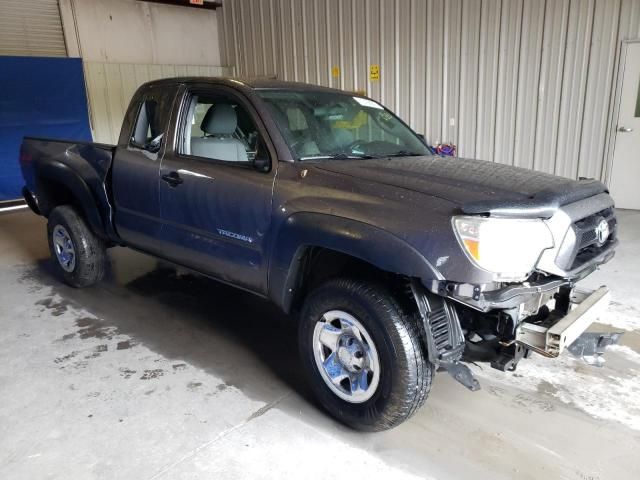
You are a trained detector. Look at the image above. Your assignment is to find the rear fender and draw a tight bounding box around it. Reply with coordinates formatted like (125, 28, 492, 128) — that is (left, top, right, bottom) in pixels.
(35, 161, 106, 238)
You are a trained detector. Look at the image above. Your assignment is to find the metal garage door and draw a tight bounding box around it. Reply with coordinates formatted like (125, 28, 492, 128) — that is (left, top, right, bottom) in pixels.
(0, 0, 66, 57)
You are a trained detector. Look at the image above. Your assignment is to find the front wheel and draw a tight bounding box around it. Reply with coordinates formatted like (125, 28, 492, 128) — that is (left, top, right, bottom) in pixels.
(298, 278, 433, 431)
(47, 205, 106, 288)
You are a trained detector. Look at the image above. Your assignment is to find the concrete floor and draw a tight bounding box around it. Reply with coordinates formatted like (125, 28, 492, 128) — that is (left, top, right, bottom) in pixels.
(1, 208, 639, 480)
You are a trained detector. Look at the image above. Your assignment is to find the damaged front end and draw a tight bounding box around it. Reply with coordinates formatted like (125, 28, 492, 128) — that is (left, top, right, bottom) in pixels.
(411, 189, 622, 391)
(410, 280, 480, 391)
(410, 279, 622, 392)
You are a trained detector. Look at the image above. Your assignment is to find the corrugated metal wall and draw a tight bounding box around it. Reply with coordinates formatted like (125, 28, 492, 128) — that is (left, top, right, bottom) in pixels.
(0, 0, 67, 57)
(84, 62, 233, 144)
(219, 0, 640, 182)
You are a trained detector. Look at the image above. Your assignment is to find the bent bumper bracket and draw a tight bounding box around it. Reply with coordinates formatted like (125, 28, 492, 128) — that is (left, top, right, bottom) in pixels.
(516, 286, 614, 358)
(567, 332, 623, 366)
(440, 360, 481, 391)
(410, 279, 481, 391)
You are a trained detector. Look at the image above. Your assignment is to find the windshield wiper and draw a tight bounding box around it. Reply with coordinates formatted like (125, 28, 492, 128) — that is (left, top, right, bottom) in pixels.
(384, 150, 424, 157)
(300, 152, 376, 160)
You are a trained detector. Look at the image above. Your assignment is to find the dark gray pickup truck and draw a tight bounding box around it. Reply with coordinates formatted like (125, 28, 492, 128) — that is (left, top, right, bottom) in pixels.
(20, 77, 618, 430)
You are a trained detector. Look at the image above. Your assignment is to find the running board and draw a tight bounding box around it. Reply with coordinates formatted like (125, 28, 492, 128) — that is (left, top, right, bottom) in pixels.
(410, 280, 480, 391)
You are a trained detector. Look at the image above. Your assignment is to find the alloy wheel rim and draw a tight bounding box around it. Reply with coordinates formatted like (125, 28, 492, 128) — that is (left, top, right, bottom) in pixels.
(312, 310, 381, 403)
(52, 225, 76, 272)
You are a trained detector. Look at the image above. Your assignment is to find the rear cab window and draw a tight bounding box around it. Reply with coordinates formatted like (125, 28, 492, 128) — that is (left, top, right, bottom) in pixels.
(120, 85, 176, 151)
(131, 100, 160, 148)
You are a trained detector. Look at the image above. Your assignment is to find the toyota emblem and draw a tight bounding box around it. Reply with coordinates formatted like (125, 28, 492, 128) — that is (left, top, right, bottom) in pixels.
(595, 218, 610, 246)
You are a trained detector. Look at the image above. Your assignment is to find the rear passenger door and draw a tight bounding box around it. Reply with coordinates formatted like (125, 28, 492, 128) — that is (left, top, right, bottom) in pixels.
(112, 85, 174, 255)
(157, 85, 276, 294)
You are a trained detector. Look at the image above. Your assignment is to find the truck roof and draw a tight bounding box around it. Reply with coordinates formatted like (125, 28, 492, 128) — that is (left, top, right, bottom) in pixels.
(143, 77, 347, 94)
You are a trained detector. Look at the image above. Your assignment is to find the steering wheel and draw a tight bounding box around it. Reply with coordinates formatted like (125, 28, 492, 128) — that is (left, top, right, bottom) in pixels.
(344, 139, 368, 153)
(288, 138, 307, 155)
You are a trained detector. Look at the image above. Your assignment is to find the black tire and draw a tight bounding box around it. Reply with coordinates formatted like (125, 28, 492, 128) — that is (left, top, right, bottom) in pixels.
(299, 278, 433, 431)
(47, 205, 106, 288)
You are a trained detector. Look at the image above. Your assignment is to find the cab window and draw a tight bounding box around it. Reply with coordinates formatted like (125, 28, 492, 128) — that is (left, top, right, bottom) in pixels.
(131, 99, 160, 149)
(180, 93, 260, 164)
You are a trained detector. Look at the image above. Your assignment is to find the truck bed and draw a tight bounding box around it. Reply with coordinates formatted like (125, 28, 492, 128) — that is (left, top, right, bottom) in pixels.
(19, 137, 117, 241)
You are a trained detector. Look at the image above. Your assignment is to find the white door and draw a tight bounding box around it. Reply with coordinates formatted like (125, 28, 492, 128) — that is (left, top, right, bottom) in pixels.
(0, 0, 66, 57)
(610, 42, 640, 210)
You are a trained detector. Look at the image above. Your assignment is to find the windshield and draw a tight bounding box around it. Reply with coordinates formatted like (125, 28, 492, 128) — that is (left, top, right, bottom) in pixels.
(256, 90, 430, 160)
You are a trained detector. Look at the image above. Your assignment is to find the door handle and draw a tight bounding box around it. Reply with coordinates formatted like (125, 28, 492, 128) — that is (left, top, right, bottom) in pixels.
(161, 171, 183, 187)
(618, 126, 633, 133)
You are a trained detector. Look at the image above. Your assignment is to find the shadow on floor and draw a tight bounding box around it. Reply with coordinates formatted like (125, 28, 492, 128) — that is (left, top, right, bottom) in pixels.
(29, 253, 314, 405)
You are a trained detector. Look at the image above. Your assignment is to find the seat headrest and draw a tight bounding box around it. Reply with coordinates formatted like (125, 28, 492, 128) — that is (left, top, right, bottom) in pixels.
(201, 104, 237, 135)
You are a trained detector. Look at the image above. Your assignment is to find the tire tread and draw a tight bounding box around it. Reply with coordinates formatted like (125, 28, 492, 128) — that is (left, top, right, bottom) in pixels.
(299, 277, 433, 431)
(47, 205, 106, 288)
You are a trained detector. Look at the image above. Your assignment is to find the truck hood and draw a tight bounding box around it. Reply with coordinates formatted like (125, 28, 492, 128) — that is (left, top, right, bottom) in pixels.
(311, 156, 608, 218)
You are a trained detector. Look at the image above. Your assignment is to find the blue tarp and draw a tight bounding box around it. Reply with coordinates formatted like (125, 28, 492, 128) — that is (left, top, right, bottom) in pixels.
(0, 56, 92, 201)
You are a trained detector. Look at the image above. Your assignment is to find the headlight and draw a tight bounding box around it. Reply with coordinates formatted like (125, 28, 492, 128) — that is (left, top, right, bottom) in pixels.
(453, 216, 554, 282)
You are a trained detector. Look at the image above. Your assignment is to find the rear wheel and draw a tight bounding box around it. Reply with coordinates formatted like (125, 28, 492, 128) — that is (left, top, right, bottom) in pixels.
(299, 278, 433, 431)
(47, 205, 106, 288)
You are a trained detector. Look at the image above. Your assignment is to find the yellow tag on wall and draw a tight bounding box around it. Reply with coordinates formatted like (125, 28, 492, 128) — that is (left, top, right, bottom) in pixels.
(369, 64, 380, 81)
(331, 66, 340, 78)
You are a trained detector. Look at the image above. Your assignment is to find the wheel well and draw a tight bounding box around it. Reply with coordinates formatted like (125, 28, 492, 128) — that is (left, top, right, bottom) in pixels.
(37, 179, 79, 217)
(289, 247, 409, 313)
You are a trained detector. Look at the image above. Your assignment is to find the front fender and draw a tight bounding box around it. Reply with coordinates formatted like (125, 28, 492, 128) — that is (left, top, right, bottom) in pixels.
(268, 212, 442, 312)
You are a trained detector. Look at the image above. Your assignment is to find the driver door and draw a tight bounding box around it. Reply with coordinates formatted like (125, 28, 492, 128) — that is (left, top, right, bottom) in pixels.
(157, 85, 276, 294)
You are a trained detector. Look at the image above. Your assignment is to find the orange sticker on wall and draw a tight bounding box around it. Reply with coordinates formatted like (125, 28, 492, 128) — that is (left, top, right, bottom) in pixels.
(331, 66, 340, 78)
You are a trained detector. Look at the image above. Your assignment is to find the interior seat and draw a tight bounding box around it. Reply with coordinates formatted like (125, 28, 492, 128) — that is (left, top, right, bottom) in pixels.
(191, 104, 248, 162)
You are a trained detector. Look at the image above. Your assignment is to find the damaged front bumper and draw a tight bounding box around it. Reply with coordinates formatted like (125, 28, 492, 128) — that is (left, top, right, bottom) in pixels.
(516, 286, 612, 357)
(440, 248, 615, 313)
(412, 280, 622, 393)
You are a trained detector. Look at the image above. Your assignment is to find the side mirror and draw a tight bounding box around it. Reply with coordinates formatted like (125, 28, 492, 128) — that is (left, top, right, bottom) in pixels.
(252, 138, 271, 172)
(144, 133, 164, 153)
(253, 156, 270, 172)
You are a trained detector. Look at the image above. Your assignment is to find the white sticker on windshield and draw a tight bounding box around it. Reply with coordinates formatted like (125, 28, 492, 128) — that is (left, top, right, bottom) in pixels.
(353, 96, 384, 109)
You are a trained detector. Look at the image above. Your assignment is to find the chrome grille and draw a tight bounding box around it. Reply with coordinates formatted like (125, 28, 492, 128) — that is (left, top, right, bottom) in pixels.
(558, 207, 617, 271)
